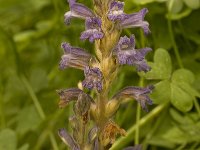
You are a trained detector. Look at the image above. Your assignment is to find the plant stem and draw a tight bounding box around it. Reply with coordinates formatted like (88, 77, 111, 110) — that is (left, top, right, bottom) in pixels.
(135, 103, 141, 145)
(110, 103, 167, 150)
(0, 92, 6, 129)
(194, 99, 200, 118)
(142, 105, 168, 150)
(135, 77, 144, 145)
(20, 75, 46, 119)
(20, 75, 59, 150)
(167, 18, 183, 68)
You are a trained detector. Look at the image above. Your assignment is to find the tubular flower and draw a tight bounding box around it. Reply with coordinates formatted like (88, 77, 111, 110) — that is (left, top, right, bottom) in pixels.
(64, 0, 95, 25)
(56, 88, 93, 108)
(107, 1, 127, 21)
(58, 0, 154, 149)
(112, 85, 154, 112)
(59, 42, 92, 70)
(107, 1, 150, 34)
(80, 17, 104, 42)
(82, 66, 103, 92)
(119, 8, 150, 35)
(114, 35, 152, 72)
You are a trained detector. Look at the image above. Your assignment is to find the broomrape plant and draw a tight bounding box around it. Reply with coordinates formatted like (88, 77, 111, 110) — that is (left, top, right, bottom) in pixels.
(57, 0, 154, 149)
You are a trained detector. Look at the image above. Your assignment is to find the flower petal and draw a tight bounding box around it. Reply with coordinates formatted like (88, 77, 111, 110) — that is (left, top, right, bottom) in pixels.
(120, 8, 150, 34)
(56, 88, 93, 108)
(80, 17, 104, 42)
(108, 1, 128, 21)
(64, 1, 95, 25)
(59, 42, 92, 70)
(112, 85, 154, 112)
(58, 128, 80, 150)
(114, 35, 152, 72)
(80, 29, 104, 42)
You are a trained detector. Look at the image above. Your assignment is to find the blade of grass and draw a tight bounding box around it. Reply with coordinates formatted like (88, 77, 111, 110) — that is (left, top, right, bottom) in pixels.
(20, 75, 59, 150)
(110, 103, 167, 150)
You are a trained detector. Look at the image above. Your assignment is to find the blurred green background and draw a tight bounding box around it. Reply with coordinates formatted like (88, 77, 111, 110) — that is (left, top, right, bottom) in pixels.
(0, 0, 200, 150)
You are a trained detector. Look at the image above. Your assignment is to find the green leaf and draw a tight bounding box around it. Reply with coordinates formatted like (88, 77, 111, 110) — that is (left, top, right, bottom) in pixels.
(167, 0, 184, 14)
(150, 80, 171, 104)
(172, 69, 200, 98)
(133, 0, 167, 5)
(176, 82, 200, 97)
(166, 8, 192, 20)
(133, 0, 155, 4)
(141, 48, 172, 80)
(172, 69, 195, 84)
(18, 144, 29, 150)
(183, 0, 200, 9)
(170, 83, 193, 112)
(16, 105, 42, 135)
(0, 129, 17, 150)
(147, 137, 175, 149)
(162, 126, 188, 144)
(29, 68, 48, 92)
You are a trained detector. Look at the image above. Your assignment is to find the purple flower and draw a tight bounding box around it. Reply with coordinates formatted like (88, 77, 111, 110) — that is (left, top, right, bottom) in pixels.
(80, 17, 104, 42)
(58, 128, 80, 150)
(107, 0, 150, 34)
(56, 88, 93, 108)
(114, 35, 152, 72)
(107, 1, 128, 21)
(65, 0, 95, 25)
(112, 85, 154, 112)
(59, 42, 92, 70)
(82, 66, 103, 92)
(119, 8, 150, 35)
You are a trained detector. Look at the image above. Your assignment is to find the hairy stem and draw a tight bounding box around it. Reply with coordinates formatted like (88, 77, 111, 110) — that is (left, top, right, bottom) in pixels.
(94, 2, 120, 149)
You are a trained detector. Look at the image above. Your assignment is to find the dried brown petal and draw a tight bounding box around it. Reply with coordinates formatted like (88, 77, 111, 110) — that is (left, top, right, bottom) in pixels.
(100, 120, 126, 146)
(74, 92, 91, 116)
(56, 88, 93, 108)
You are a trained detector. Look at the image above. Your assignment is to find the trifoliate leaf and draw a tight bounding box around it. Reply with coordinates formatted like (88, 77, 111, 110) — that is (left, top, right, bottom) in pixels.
(183, 0, 200, 9)
(141, 48, 172, 80)
(170, 83, 193, 112)
(150, 80, 171, 104)
(172, 69, 195, 84)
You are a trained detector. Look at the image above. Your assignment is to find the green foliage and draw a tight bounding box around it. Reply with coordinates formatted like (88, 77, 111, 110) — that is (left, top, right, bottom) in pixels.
(142, 49, 199, 112)
(0, 129, 17, 150)
(0, 0, 200, 149)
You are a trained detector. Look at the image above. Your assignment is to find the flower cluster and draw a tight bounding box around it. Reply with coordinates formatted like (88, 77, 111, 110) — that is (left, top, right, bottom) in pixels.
(57, 0, 154, 149)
